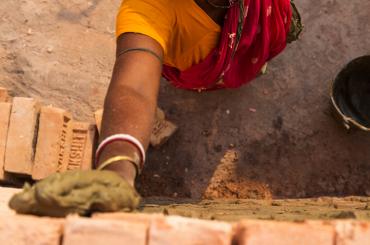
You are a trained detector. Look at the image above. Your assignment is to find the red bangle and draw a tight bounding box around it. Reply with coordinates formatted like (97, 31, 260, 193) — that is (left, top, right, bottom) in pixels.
(95, 134, 145, 172)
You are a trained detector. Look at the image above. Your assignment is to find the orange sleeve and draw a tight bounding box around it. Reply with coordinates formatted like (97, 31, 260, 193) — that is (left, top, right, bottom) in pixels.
(116, 0, 174, 54)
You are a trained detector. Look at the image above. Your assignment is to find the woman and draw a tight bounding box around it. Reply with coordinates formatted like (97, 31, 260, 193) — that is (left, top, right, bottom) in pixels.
(96, 0, 302, 189)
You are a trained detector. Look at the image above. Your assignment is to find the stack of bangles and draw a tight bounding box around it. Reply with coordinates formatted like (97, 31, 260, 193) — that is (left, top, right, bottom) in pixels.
(95, 134, 145, 176)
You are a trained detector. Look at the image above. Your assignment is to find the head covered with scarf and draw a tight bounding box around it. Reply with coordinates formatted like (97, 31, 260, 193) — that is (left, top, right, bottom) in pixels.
(163, 0, 296, 90)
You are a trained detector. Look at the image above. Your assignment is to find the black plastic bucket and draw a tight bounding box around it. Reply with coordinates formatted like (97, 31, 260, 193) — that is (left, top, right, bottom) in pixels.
(331, 55, 370, 131)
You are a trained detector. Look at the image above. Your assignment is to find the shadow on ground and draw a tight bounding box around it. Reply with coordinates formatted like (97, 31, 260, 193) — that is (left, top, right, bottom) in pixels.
(138, 0, 370, 200)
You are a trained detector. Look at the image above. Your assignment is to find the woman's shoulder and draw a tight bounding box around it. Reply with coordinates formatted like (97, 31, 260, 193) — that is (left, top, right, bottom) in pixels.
(122, 0, 176, 14)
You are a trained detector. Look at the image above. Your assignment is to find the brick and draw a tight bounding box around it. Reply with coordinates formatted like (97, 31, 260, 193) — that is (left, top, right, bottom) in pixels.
(32, 106, 73, 180)
(233, 220, 335, 245)
(0, 87, 9, 102)
(150, 120, 178, 148)
(333, 220, 370, 245)
(63, 216, 148, 245)
(0, 103, 11, 181)
(149, 215, 232, 245)
(4, 97, 40, 175)
(63, 122, 96, 171)
(0, 214, 63, 245)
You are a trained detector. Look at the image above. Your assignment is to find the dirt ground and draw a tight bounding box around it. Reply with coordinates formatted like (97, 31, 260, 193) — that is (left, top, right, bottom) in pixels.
(1, 0, 370, 202)
(142, 196, 370, 222)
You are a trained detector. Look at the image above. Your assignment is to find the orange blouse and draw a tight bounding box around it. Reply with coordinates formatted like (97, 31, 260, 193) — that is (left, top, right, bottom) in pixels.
(116, 0, 221, 71)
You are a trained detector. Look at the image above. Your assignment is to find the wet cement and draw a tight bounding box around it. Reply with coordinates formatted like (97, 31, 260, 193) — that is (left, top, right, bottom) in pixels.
(141, 197, 370, 222)
(9, 170, 141, 217)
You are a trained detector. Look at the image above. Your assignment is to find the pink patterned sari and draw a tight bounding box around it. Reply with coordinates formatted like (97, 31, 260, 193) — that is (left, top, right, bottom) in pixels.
(162, 0, 292, 91)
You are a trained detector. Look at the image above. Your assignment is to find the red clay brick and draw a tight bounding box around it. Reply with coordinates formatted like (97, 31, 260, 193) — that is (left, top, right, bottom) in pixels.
(63, 216, 148, 245)
(333, 220, 370, 245)
(149, 215, 232, 245)
(0, 87, 9, 102)
(4, 97, 40, 175)
(0, 103, 11, 181)
(0, 214, 63, 245)
(32, 106, 73, 180)
(233, 220, 335, 245)
(63, 122, 96, 171)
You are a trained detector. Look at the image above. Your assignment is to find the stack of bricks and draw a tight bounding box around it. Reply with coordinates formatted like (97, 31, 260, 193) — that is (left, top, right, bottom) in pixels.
(0, 87, 178, 184)
(0, 87, 96, 183)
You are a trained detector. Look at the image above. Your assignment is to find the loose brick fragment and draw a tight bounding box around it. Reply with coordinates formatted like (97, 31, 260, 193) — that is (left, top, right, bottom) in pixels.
(32, 106, 73, 180)
(156, 107, 165, 121)
(4, 97, 40, 175)
(0, 87, 9, 102)
(149, 215, 232, 245)
(0, 103, 11, 181)
(150, 120, 178, 148)
(0, 214, 63, 245)
(233, 220, 335, 245)
(94, 109, 103, 134)
(333, 220, 370, 245)
(150, 107, 177, 147)
(63, 122, 96, 171)
(63, 216, 148, 245)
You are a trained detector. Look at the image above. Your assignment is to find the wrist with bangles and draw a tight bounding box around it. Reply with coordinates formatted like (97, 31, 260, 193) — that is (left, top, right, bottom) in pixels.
(95, 134, 146, 177)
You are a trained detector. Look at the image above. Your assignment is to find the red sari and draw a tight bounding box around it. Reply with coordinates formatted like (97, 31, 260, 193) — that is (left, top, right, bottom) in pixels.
(162, 0, 292, 90)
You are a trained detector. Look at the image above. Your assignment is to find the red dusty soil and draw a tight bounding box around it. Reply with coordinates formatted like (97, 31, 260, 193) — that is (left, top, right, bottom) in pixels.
(1, 0, 370, 199)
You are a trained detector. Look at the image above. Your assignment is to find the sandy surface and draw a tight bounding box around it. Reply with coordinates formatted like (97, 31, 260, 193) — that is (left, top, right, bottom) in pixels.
(1, 0, 370, 200)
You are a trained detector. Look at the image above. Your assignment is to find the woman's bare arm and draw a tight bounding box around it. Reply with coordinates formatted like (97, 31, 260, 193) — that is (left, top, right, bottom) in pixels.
(98, 33, 163, 186)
